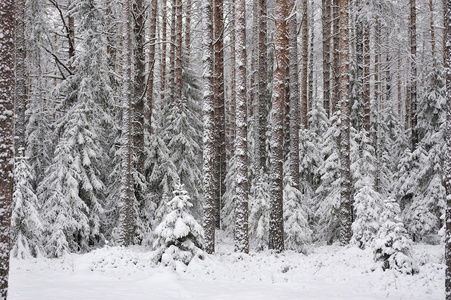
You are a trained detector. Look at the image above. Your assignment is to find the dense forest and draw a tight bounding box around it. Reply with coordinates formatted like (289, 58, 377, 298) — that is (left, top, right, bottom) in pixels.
(1, 0, 451, 298)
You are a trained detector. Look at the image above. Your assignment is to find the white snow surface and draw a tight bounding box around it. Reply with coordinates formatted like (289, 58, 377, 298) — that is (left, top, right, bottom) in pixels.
(8, 234, 444, 300)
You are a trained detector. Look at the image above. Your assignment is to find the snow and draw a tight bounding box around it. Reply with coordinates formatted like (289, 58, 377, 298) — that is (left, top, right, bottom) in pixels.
(7, 236, 444, 300)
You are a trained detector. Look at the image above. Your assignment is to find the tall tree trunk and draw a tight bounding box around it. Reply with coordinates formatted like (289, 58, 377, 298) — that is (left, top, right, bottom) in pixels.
(234, 0, 249, 253)
(214, 0, 225, 229)
(185, 0, 191, 65)
(175, 0, 182, 100)
(398, 51, 402, 122)
(363, 18, 370, 133)
(161, 0, 167, 101)
(332, 0, 340, 114)
(257, 0, 267, 172)
(145, 0, 158, 136)
(269, 0, 287, 253)
(301, 0, 308, 129)
(0, 0, 15, 296)
(120, 0, 135, 247)
(430, 0, 435, 66)
(169, 0, 176, 104)
(308, 9, 314, 112)
(339, 0, 351, 246)
(226, 0, 236, 163)
(15, 0, 26, 154)
(202, 0, 216, 254)
(288, 0, 300, 188)
(133, 0, 145, 180)
(445, 1, 451, 297)
(410, 0, 418, 150)
(322, 0, 331, 118)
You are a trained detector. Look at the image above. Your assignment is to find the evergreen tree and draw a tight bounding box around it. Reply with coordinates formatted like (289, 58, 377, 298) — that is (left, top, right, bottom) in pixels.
(248, 169, 270, 250)
(11, 154, 43, 258)
(152, 184, 204, 267)
(373, 198, 417, 274)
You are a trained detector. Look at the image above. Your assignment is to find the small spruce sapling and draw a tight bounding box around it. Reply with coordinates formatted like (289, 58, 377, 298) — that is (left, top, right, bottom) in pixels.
(152, 183, 204, 267)
(373, 198, 417, 274)
(248, 169, 270, 250)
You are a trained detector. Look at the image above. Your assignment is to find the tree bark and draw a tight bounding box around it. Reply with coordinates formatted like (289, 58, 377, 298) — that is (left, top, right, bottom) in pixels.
(410, 0, 418, 150)
(0, 0, 15, 297)
(120, 0, 135, 247)
(145, 0, 158, 136)
(339, 0, 351, 246)
(214, 0, 225, 229)
(202, 0, 216, 254)
(15, 0, 26, 154)
(332, 0, 340, 114)
(175, 0, 182, 100)
(288, 0, 300, 188)
(269, 0, 287, 252)
(185, 0, 191, 65)
(161, 0, 167, 101)
(322, 0, 331, 118)
(257, 0, 267, 172)
(301, 0, 308, 129)
(169, 0, 176, 104)
(234, 0, 249, 253)
(363, 14, 370, 133)
(445, 1, 451, 299)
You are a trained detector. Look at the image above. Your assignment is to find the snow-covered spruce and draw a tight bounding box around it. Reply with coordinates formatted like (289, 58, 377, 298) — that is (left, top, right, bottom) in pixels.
(152, 184, 204, 268)
(11, 154, 43, 259)
(283, 176, 312, 253)
(248, 169, 270, 251)
(373, 198, 417, 274)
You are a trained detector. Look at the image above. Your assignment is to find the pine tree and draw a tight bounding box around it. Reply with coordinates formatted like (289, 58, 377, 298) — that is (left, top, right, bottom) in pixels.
(152, 184, 204, 268)
(0, 1, 15, 296)
(445, 1, 451, 297)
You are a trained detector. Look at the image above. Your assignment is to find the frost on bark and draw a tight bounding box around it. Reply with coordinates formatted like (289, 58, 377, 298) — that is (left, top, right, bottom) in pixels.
(322, 0, 331, 118)
(332, 0, 340, 114)
(288, 0, 300, 188)
(226, 0, 236, 163)
(169, 0, 176, 104)
(185, 0, 191, 64)
(145, 0, 158, 136)
(445, 2, 451, 298)
(15, 0, 26, 154)
(202, 0, 216, 254)
(301, 0, 308, 129)
(410, 0, 418, 150)
(269, 0, 287, 252)
(175, 0, 182, 100)
(234, 0, 249, 253)
(339, 0, 352, 246)
(119, 0, 135, 246)
(257, 0, 267, 172)
(0, 0, 15, 297)
(214, 0, 225, 229)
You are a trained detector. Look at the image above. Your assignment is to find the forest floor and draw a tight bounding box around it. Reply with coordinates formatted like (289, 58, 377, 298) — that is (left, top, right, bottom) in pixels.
(8, 233, 444, 300)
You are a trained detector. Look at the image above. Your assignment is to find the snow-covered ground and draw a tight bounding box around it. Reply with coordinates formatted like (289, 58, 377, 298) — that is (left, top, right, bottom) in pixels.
(8, 236, 444, 300)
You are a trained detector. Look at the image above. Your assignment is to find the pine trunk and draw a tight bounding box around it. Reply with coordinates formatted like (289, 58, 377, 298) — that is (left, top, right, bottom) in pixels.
(288, 0, 300, 188)
(214, 0, 225, 229)
(363, 19, 370, 133)
(145, 0, 158, 136)
(161, 0, 167, 101)
(234, 0, 249, 253)
(185, 0, 191, 65)
(322, 0, 331, 118)
(301, 0, 308, 129)
(339, 0, 351, 246)
(120, 0, 135, 247)
(445, 1, 451, 298)
(202, 0, 216, 254)
(15, 0, 26, 154)
(0, 0, 15, 297)
(332, 0, 340, 114)
(226, 0, 236, 163)
(257, 0, 267, 172)
(410, 0, 418, 150)
(175, 0, 182, 100)
(169, 0, 176, 104)
(133, 0, 145, 176)
(269, 0, 287, 252)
